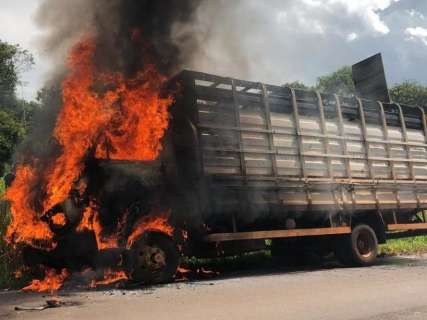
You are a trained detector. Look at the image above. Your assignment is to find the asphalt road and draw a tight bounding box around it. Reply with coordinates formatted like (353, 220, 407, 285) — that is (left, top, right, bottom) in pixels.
(2, 255, 427, 320)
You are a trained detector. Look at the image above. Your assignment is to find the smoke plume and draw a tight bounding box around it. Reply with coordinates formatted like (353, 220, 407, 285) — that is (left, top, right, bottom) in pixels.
(14, 0, 208, 163)
(36, 0, 204, 76)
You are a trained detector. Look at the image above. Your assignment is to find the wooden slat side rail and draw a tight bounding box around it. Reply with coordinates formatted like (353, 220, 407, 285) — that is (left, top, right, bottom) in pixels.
(198, 123, 427, 148)
(205, 227, 351, 242)
(387, 223, 427, 231)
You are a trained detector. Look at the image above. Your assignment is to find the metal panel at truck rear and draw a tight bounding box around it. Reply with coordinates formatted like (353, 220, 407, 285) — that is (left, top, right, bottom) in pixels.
(172, 71, 427, 218)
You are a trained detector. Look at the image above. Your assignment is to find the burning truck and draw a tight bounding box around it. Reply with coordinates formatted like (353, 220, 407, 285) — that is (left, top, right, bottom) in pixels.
(5, 37, 427, 287)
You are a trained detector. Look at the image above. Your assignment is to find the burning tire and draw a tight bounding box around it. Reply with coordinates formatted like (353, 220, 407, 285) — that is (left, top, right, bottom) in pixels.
(335, 224, 378, 267)
(128, 232, 179, 284)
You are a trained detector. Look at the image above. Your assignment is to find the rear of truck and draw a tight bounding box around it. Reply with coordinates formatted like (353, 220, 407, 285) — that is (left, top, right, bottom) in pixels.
(170, 69, 427, 266)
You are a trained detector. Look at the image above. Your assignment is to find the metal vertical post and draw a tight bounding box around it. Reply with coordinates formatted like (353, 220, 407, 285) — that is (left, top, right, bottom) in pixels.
(356, 98, 374, 180)
(316, 92, 333, 179)
(334, 95, 352, 179)
(396, 104, 415, 180)
(393, 104, 412, 221)
(378, 102, 396, 180)
(261, 83, 281, 213)
(290, 89, 307, 178)
(378, 102, 398, 222)
(417, 106, 427, 139)
(261, 84, 278, 178)
(290, 88, 311, 207)
(357, 98, 379, 214)
(232, 79, 246, 178)
(335, 95, 354, 212)
(231, 79, 245, 232)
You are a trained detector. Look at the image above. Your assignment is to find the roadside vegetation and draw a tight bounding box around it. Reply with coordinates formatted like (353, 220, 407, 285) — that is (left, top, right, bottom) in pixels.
(0, 40, 39, 290)
(0, 200, 13, 288)
(380, 236, 427, 256)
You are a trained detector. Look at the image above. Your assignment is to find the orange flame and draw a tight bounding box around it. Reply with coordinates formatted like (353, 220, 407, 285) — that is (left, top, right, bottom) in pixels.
(94, 65, 172, 161)
(127, 211, 174, 248)
(5, 36, 173, 249)
(76, 205, 95, 233)
(94, 269, 128, 287)
(76, 204, 119, 250)
(51, 212, 67, 227)
(5, 165, 54, 248)
(22, 268, 69, 293)
(41, 39, 116, 213)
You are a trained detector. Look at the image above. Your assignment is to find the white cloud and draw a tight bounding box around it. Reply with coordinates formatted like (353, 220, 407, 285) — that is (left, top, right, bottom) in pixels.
(327, 0, 401, 34)
(405, 26, 427, 46)
(276, 0, 399, 41)
(277, 9, 325, 35)
(407, 9, 425, 20)
(347, 32, 358, 42)
(190, 0, 427, 90)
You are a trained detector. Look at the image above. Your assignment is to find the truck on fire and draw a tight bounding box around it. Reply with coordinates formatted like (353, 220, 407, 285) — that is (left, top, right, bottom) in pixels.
(21, 54, 427, 284)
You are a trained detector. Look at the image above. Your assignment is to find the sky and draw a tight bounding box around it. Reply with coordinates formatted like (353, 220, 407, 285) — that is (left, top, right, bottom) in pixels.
(0, 0, 48, 100)
(1, 0, 427, 101)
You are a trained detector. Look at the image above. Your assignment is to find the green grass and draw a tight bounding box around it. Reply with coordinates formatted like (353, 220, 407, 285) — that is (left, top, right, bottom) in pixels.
(0, 180, 13, 289)
(182, 251, 273, 273)
(380, 236, 427, 256)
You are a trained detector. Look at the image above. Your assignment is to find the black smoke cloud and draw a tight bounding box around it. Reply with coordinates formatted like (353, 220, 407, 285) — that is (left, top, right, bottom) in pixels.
(36, 0, 204, 76)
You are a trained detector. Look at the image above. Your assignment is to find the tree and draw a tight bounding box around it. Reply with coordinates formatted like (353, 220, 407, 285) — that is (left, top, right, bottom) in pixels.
(315, 66, 355, 96)
(284, 65, 427, 107)
(0, 110, 25, 175)
(0, 40, 36, 175)
(283, 81, 312, 90)
(0, 41, 34, 108)
(389, 81, 427, 106)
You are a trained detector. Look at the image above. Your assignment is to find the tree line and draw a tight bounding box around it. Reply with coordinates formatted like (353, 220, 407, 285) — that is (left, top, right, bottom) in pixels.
(0, 40, 40, 177)
(284, 65, 427, 106)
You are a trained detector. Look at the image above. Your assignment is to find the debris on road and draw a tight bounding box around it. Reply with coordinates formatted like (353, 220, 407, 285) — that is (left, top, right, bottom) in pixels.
(14, 298, 80, 312)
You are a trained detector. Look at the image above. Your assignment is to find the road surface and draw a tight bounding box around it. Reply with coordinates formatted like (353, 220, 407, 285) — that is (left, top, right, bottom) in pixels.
(1, 255, 427, 320)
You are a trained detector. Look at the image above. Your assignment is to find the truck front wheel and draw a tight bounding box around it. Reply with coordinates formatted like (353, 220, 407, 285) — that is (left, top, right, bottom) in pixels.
(128, 233, 179, 284)
(335, 224, 378, 267)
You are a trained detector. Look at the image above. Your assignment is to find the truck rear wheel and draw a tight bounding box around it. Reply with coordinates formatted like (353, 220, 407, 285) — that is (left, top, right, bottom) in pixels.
(128, 233, 179, 284)
(335, 224, 378, 267)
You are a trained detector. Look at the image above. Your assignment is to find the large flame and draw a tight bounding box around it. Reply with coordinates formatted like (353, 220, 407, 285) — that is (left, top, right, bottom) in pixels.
(5, 165, 54, 247)
(93, 269, 128, 287)
(5, 37, 173, 249)
(127, 211, 174, 248)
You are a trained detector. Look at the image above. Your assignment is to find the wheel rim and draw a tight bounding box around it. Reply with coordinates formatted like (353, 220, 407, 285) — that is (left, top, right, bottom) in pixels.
(356, 230, 375, 258)
(128, 234, 179, 284)
(136, 245, 167, 272)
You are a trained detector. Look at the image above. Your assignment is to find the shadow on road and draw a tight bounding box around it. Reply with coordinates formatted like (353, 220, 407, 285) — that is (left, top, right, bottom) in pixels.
(177, 252, 427, 284)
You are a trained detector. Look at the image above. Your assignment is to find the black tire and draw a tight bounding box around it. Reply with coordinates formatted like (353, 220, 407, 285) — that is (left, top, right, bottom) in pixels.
(128, 232, 179, 284)
(335, 224, 378, 267)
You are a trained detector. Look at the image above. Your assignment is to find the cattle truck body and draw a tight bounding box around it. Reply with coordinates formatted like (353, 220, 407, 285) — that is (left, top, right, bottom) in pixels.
(168, 70, 427, 248)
